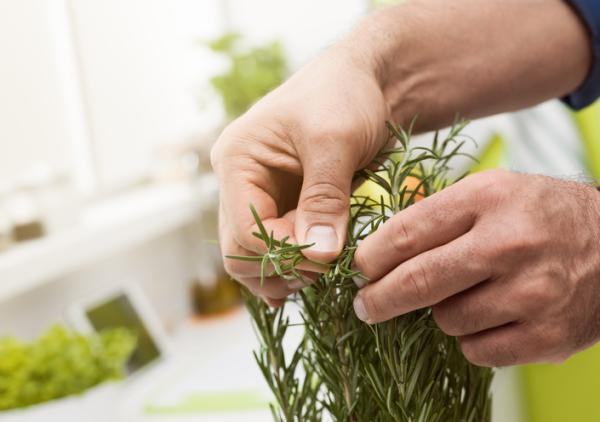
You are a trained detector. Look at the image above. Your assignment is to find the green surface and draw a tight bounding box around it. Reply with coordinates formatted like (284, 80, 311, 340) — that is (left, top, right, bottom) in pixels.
(522, 344, 600, 422)
(573, 103, 600, 181)
(470, 134, 505, 173)
(145, 390, 269, 414)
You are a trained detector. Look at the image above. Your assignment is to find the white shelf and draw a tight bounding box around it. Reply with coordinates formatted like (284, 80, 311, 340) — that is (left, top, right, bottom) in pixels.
(0, 175, 217, 302)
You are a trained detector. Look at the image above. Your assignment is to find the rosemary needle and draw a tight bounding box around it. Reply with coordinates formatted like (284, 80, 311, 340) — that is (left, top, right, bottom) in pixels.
(232, 119, 493, 422)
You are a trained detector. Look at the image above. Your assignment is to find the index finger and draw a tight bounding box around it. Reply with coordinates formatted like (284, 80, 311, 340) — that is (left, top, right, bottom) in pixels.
(354, 231, 492, 324)
(353, 178, 480, 283)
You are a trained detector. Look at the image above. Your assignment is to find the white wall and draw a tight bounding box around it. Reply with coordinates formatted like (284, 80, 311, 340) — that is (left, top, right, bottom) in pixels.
(227, 0, 368, 68)
(68, 0, 227, 191)
(0, 0, 229, 194)
(0, 0, 370, 194)
(0, 1, 81, 186)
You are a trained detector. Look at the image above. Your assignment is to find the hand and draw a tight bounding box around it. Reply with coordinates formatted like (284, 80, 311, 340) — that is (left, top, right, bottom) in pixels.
(352, 170, 600, 367)
(211, 49, 390, 306)
(212, 0, 591, 307)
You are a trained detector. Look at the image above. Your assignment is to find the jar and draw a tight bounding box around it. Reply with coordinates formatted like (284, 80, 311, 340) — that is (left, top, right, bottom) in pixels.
(190, 265, 242, 317)
(0, 210, 12, 251)
(0, 186, 14, 251)
(5, 187, 45, 242)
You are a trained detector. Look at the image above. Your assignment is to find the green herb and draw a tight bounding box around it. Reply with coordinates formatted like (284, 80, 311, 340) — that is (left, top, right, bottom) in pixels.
(0, 325, 136, 411)
(233, 120, 493, 421)
(207, 33, 288, 119)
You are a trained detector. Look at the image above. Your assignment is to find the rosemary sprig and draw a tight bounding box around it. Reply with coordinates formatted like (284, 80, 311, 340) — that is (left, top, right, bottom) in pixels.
(226, 205, 328, 285)
(230, 120, 493, 421)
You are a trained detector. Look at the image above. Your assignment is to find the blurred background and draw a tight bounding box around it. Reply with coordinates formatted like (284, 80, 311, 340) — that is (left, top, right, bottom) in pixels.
(0, 1, 599, 421)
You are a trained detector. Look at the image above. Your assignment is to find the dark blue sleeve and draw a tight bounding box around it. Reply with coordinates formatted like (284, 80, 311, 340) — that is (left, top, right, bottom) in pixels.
(564, 0, 600, 110)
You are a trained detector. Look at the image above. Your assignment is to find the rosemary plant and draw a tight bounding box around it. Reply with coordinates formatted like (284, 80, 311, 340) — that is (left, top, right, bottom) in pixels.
(230, 121, 493, 421)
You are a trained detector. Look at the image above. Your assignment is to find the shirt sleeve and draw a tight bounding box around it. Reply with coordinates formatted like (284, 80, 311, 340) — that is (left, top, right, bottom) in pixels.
(564, 0, 600, 110)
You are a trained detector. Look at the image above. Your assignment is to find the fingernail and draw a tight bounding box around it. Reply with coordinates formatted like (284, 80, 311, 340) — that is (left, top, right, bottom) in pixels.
(351, 263, 368, 288)
(306, 225, 338, 253)
(353, 275, 367, 288)
(353, 294, 370, 323)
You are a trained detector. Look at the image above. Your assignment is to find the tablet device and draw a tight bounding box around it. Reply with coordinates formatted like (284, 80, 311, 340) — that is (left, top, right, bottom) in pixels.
(68, 284, 169, 375)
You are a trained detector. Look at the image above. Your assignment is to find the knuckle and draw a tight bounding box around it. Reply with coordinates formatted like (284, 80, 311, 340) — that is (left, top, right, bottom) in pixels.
(544, 327, 565, 351)
(465, 169, 513, 203)
(493, 228, 543, 262)
(305, 122, 348, 145)
(520, 278, 562, 312)
(404, 260, 433, 307)
(537, 323, 568, 355)
(433, 302, 470, 337)
(497, 240, 529, 260)
(300, 181, 349, 216)
(432, 305, 458, 336)
(479, 244, 499, 266)
(459, 339, 488, 367)
(460, 337, 521, 368)
(389, 217, 414, 255)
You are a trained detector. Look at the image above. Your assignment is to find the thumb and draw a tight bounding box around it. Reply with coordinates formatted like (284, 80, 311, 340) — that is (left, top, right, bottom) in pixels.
(295, 158, 354, 263)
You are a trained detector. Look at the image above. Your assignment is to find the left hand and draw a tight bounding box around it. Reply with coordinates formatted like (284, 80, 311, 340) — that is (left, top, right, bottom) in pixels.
(352, 170, 600, 367)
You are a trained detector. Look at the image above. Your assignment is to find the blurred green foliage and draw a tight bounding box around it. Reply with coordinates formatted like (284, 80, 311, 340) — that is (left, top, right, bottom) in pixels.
(370, 0, 403, 7)
(208, 33, 287, 119)
(0, 325, 136, 411)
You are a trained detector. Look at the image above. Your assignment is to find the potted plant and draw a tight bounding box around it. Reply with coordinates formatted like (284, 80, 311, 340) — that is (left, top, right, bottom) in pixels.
(232, 121, 494, 421)
(0, 325, 136, 422)
(207, 32, 288, 121)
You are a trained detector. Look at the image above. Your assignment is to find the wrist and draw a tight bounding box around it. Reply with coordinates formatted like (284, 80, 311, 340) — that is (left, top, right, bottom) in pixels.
(334, 19, 389, 87)
(336, 4, 420, 126)
(339, 0, 592, 132)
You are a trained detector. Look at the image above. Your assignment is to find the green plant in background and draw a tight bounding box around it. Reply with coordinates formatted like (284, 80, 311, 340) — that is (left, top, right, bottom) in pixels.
(208, 32, 287, 119)
(232, 121, 494, 421)
(0, 325, 136, 411)
(370, 0, 403, 7)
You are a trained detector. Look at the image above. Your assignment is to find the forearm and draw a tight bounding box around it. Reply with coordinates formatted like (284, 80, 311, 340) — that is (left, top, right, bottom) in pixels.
(340, 0, 592, 131)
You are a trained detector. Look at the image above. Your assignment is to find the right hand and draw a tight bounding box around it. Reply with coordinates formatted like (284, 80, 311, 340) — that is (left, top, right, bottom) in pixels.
(211, 48, 390, 306)
(212, 0, 592, 307)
